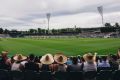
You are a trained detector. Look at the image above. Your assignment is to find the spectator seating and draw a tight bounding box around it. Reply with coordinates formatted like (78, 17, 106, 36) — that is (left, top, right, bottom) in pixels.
(0, 69, 10, 80)
(38, 71, 52, 80)
(10, 71, 24, 80)
(0, 69, 120, 80)
(84, 71, 97, 80)
(112, 70, 120, 80)
(97, 67, 112, 72)
(96, 70, 112, 80)
(54, 71, 83, 80)
(24, 70, 37, 80)
(54, 72, 69, 80)
(68, 71, 83, 80)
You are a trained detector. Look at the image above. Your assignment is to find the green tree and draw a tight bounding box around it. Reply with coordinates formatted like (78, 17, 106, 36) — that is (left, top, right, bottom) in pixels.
(4, 29, 9, 34)
(52, 29, 58, 34)
(38, 28, 42, 34)
(41, 29, 46, 34)
(76, 28, 81, 33)
(29, 29, 36, 34)
(105, 23, 112, 27)
(0, 28, 3, 34)
(114, 23, 120, 27)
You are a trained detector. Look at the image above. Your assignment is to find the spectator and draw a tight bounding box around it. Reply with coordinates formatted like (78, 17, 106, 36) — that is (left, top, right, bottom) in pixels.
(66, 56, 73, 65)
(20, 57, 28, 67)
(34, 56, 42, 69)
(25, 54, 39, 71)
(117, 59, 120, 70)
(109, 54, 119, 70)
(11, 54, 26, 71)
(77, 55, 81, 63)
(40, 53, 54, 71)
(0, 51, 11, 70)
(98, 56, 110, 67)
(81, 57, 85, 63)
(83, 53, 97, 72)
(67, 57, 82, 71)
(54, 53, 67, 72)
(10, 56, 15, 64)
(117, 48, 120, 59)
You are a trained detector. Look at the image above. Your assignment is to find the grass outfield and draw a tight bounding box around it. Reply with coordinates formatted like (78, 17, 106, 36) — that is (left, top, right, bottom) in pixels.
(0, 38, 120, 56)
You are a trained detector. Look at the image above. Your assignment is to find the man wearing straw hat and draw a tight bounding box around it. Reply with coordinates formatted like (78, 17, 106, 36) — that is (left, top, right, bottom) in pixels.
(0, 51, 11, 70)
(54, 53, 68, 72)
(1, 51, 9, 61)
(40, 53, 54, 71)
(11, 54, 27, 71)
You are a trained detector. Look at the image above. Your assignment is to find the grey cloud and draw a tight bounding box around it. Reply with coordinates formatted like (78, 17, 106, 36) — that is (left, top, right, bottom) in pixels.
(0, 0, 119, 30)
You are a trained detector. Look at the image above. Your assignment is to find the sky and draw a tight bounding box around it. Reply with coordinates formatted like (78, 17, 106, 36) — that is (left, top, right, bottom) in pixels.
(0, 0, 120, 30)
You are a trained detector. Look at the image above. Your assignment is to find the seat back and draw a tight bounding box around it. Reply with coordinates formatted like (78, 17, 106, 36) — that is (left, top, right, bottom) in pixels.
(68, 71, 83, 80)
(97, 70, 112, 80)
(84, 71, 97, 80)
(0, 69, 9, 80)
(24, 70, 36, 80)
(10, 71, 24, 80)
(97, 67, 112, 72)
(39, 71, 52, 80)
(54, 72, 68, 80)
(112, 70, 120, 80)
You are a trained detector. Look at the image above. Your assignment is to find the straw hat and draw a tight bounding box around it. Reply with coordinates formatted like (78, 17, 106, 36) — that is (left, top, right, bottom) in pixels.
(1, 51, 8, 55)
(0, 51, 9, 57)
(13, 54, 27, 61)
(40, 54, 54, 65)
(83, 54, 88, 61)
(54, 53, 67, 64)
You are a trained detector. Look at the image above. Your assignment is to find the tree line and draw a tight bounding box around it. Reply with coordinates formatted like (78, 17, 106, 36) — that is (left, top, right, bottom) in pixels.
(0, 22, 120, 37)
(100, 23, 120, 33)
(0, 27, 82, 37)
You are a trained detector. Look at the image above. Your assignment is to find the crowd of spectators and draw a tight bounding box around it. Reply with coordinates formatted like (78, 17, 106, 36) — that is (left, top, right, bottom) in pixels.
(0, 49, 120, 73)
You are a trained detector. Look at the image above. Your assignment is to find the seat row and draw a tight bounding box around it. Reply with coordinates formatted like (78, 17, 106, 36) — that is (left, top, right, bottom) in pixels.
(0, 69, 120, 80)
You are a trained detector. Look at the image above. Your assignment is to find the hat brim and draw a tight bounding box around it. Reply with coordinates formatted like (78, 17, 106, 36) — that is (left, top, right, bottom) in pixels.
(40, 54, 54, 65)
(1, 51, 8, 54)
(13, 56, 27, 61)
(54, 53, 67, 64)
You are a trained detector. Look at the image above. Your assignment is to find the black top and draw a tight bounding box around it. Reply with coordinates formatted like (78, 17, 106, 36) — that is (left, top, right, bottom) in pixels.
(41, 64, 50, 71)
(25, 61, 39, 71)
(0, 59, 10, 70)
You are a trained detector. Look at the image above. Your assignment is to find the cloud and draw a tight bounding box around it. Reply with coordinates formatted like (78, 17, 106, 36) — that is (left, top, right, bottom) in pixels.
(0, 0, 119, 30)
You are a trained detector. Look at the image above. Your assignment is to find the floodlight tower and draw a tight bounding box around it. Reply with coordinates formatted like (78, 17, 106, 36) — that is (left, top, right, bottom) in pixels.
(97, 6, 104, 27)
(46, 13, 51, 34)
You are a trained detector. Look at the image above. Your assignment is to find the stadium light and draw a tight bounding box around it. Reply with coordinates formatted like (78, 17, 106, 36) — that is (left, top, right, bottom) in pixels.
(97, 6, 104, 27)
(46, 13, 51, 34)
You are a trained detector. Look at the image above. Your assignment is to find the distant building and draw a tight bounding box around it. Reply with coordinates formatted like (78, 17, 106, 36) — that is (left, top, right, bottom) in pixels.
(0, 34, 10, 38)
(81, 28, 101, 33)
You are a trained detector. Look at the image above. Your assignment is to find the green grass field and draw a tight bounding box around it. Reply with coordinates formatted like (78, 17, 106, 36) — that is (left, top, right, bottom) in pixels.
(0, 38, 120, 56)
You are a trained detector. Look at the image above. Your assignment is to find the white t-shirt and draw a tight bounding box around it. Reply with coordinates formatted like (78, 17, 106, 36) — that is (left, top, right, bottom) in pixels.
(83, 61, 97, 72)
(11, 62, 21, 71)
